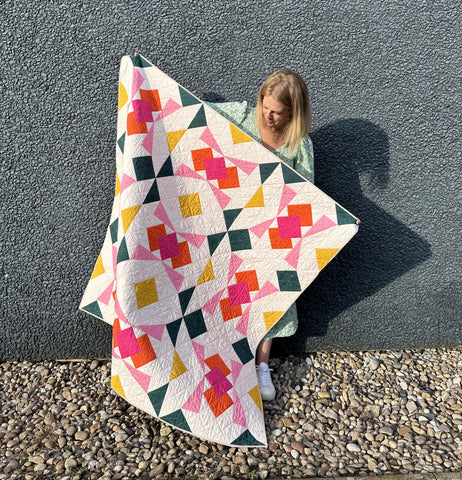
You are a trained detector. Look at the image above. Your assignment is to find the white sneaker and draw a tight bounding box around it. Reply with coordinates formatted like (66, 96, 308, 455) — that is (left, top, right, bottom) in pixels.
(256, 362, 276, 401)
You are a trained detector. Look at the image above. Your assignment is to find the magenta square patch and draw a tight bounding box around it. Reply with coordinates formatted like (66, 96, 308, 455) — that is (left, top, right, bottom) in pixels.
(116, 328, 141, 358)
(228, 282, 251, 307)
(133, 99, 153, 122)
(204, 157, 228, 180)
(206, 367, 233, 397)
(158, 233, 180, 260)
(277, 216, 302, 238)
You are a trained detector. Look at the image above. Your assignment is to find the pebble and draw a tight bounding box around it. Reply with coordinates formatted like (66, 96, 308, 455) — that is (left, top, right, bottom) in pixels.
(0, 347, 461, 479)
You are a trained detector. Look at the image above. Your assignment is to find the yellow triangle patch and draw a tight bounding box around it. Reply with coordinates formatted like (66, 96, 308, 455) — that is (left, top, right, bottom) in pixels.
(90, 253, 105, 279)
(121, 205, 141, 233)
(115, 173, 121, 197)
(263, 311, 284, 331)
(167, 130, 187, 152)
(170, 350, 188, 381)
(230, 123, 253, 144)
(118, 81, 128, 111)
(197, 259, 215, 285)
(316, 248, 339, 270)
(111, 375, 126, 398)
(245, 186, 264, 208)
(248, 385, 263, 412)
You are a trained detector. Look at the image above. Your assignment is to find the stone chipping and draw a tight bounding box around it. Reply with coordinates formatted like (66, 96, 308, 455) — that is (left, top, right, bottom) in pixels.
(1, 347, 461, 479)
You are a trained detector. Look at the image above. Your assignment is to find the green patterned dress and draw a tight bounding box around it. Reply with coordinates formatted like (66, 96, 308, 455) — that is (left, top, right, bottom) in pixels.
(209, 101, 315, 340)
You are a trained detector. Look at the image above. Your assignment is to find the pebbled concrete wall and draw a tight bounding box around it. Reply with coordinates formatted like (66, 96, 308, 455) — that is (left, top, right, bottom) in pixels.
(1, 0, 460, 360)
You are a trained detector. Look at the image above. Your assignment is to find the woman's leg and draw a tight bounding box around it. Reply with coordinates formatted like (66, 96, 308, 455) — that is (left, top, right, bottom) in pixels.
(256, 339, 272, 365)
(255, 339, 275, 400)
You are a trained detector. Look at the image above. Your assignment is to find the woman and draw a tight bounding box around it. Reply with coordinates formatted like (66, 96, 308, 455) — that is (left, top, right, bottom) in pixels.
(211, 70, 314, 401)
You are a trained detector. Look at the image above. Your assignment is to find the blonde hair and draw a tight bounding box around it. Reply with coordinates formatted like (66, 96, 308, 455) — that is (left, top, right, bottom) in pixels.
(255, 70, 311, 154)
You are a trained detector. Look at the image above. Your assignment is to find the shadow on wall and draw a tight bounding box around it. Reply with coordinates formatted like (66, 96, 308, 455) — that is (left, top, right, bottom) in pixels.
(274, 119, 432, 353)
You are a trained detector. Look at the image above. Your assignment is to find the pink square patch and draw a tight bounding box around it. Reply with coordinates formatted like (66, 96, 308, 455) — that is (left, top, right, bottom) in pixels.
(132, 99, 154, 122)
(277, 216, 302, 239)
(116, 328, 141, 358)
(206, 367, 232, 397)
(228, 282, 251, 307)
(158, 233, 180, 260)
(203, 157, 228, 180)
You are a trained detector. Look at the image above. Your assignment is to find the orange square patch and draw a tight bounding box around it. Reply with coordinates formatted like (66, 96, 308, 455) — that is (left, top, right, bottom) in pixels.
(220, 297, 242, 322)
(235, 270, 259, 292)
(288, 204, 313, 227)
(269, 228, 293, 249)
(204, 388, 233, 417)
(171, 241, 192, 269)
(218, 166, 240, 189)
(191, 148, 213, 171)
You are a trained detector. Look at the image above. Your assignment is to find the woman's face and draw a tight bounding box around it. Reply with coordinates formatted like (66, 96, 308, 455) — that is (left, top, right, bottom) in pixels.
(262, 95, 291, 130)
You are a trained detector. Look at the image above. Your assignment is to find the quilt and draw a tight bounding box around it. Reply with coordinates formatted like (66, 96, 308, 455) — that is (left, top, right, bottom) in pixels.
(80, 54, 359, 447)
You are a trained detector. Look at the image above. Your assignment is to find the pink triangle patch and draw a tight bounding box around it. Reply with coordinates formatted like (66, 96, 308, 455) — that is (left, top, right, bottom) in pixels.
(202, 288, 226, 314)
(236, 305, 251, 336)
(141, 123, 154, 154)
(192, 342, 205, 371)
(98, 281, 114, 305)
(114, 294, 130, 325)
(227, 253, 244, 283)
(182, 378, 205, 413)
(120, 174, 136, 194)
(249, 218, 275, 238)
(131, 68, 145, 98)
(154, 202, 174, 230)
(177, 232, 207, 248)
(163, 262, 185, 291)
(285, 239, 302, 269)
(175, 163, 205, 180)
(231, 360, 243, 384)
(252, 281, 279, 302)
(304, 215, 337, 237)
(156, 98, 182, 121)
(200, 126, 223, 155)
(123, 359, 151, 392)
(209, 182, 231, 209)
(136, 324, 165, 341)
(131, 245, 161, 261)
(232, 391, 247, 427)
(278, 185, 298, 215)
(226, 156, 258, 175)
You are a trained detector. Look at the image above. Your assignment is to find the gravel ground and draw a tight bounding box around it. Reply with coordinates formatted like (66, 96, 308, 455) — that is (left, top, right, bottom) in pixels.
(1, 347, 461, 479)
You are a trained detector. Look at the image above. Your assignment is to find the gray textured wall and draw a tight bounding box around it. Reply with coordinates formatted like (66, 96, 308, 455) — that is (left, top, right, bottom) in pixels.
(1, 0, 460, 360)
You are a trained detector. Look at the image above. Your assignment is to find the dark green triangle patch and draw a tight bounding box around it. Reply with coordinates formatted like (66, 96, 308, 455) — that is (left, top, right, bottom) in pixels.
(81, 300, 103, 319)
(231, 429, 264, 446)
(157, 156, 174, 177)
(179, 86, 201, 107)
(259, 163, 279, 183)
(282, 164, 305, 184)
(143, 180, 160, 204)
(224, 209, 243, 230)
(188, 105, 207, 128)
(147, 384, 169, 416)
(207, 232, 227, 256)
(117, 133, 125, 153)
(166, 318, 182, 347)
(178, 287, 195, 315)
(161, 409, 191, 432)
(335, 204, 356, 225)
(110, 218, 119, 244)
(131, 55, 152, 68)
(117, 237, 129, 263)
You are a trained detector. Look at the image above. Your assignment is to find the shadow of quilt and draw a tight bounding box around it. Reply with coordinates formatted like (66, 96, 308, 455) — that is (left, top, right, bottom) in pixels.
(273, 119, 432, 353)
